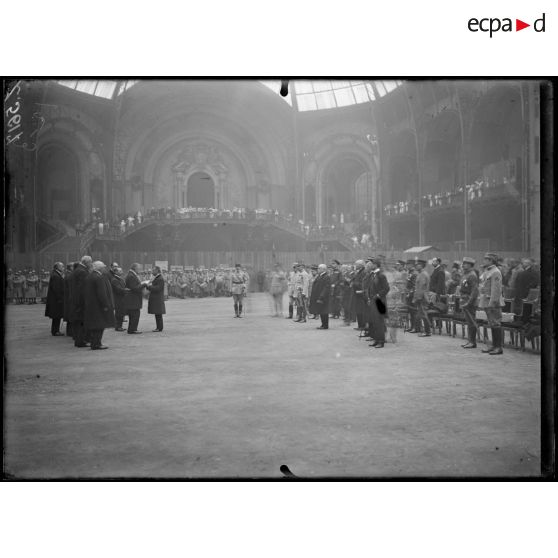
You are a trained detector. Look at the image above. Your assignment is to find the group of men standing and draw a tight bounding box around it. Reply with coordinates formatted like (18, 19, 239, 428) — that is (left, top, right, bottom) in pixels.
(44, 257, 166, 349)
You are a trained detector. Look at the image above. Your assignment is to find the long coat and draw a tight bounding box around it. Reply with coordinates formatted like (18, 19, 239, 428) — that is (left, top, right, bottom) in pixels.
(124, 270, 144, 310)
(109, 270, 127, 316)
(69, 263, 89, 322)
(413, 270, 430, 304)
(63, 271, 73, 322)
(429, 265, 446, 296)
(147, 274, 166, 315)
(308, 272, 331, 315)
(514, 267, 539, 303)
(350, 268, 367, 315)
(84, 271, 115, 330)
(45, 270, 65, 319)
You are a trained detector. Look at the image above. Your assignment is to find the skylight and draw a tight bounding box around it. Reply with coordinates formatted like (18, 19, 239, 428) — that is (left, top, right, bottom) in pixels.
(56, 80, 117, 99)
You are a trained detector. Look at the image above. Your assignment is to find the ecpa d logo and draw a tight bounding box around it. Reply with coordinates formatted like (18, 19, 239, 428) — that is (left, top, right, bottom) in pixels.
(468, 13, 546, 37)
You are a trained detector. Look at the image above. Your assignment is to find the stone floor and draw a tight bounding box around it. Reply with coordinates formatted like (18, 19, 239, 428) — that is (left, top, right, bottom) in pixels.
(4, 293, 541, 478)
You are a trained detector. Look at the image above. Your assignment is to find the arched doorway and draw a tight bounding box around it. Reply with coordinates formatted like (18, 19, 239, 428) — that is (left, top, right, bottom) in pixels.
(322, 157, 368, 224)
(37, 145, 80, 224)
(187, 172, 215, 208)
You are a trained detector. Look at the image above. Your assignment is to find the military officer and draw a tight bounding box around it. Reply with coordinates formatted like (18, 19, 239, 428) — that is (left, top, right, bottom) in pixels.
(478, 252, 505, 355)
(412, 259, 431, 337)
(231, 264, 247, 318)
(308, 264, 331, 329)
(459, 257, 479, 349)
(285, 263, 298, 319)
(293, 263, 310, 323)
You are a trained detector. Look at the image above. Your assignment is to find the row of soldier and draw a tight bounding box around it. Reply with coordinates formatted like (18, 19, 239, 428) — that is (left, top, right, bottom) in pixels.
(6, 269, 52, 304)
(44, 257, 166, 349)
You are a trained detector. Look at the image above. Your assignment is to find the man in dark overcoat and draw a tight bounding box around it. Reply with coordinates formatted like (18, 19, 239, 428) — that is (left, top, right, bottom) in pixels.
(309, 264, 331, 330)
(109, 263, 128, 331)
(361, 258, 375, 338)
(328, 259, 343, 319)
(428, 257, 447, 297)
(69, 255, 92, 347)
(84, 261, 115, 350)
(513, 257, 540, 316)
(350, 260, 367, 330)
(124, 262, 145, 333)
(146, 265, 166, 332)
(45, 262, 65, 336)
(367, 258, 390, 348)
(63, 263, 74, 337)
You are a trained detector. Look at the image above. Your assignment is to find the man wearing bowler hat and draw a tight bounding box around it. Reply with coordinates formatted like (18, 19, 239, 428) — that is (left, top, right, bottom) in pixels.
(478, 252, 504, 355)
(460, 257, 479, 349)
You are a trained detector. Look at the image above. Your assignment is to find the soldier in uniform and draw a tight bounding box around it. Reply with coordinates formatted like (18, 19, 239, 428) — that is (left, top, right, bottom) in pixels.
(26, 270, 39, 304)
(293, 263, 310, 323)
(404, 260, 419, 332)
(231, 263, 247, 318)
(13, 271, 25, 304)
(285, 263, 298, 319)
(329, 259, 343, 319)
(459, 256, 479, 349)
(412, 259, 432, 337)
(478, 252, 505, 355)
(367, 257, 390, 348)
(308, 264, 319, 319)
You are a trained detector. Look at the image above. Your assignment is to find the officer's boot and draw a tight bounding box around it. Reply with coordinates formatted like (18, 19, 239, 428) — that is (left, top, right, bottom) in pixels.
(295, 305, 303, 322)
(234, 302, 239, 317)
(238, 303, 243, 318)
(489, 328, 503, 355)
(462, 325, 477, 348)
(482, 328, 495, 353)
(286, 304, 293, 319)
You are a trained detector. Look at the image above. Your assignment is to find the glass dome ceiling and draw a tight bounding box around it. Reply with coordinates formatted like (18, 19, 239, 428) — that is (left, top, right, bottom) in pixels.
(54, 79, 402, 110)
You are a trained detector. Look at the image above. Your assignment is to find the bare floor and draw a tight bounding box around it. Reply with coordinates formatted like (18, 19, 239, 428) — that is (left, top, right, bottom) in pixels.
(4, 294, 541, 478)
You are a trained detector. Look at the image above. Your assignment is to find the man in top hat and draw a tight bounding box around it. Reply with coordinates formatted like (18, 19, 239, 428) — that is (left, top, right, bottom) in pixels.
(478, 253, 505, 355)
(45, 262, 65, 336)
(329, 259, 343, 319)
(367, 257, 390, 348)
(285, 263, 298, 319)
(460, 257, 479, 349)
(412, 258, 432, 336)
(309, 264, 331, 329)
(231, 264, 247, 318)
